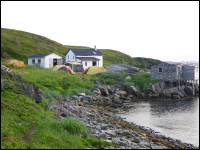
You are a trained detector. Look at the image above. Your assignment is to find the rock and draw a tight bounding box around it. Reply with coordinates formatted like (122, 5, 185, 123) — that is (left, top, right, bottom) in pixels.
(131, 137, 141, 143)
(105, 130, 117, 137)
(152, 83, 162, 93)
(184, 86, 194, 96)
(93, 88, 101, 95)
(115, 90, 127, 96)
(99, 86, 109, 96)
(60, 112, 69, 117)
(107, 85, 114, 95)
(106, 64, 140, 74)
(125, 76, 132, 80)
(125, 85, 139, 96)
(78, 93, 86, 96)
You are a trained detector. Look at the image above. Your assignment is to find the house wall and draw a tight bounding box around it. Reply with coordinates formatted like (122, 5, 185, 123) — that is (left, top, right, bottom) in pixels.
(65, 50, 104, 71)
(65, 50, 76, 63)
(151, 63, 180, 81)
(28, 53, 62, 69)
(82, 60, 93, 70)
(182, 65, 199, 81)
(28, 58, 45, 68)
(195, 67, 199, 81)
(76, 55, 103, 67)
(45, 53, 62, 68)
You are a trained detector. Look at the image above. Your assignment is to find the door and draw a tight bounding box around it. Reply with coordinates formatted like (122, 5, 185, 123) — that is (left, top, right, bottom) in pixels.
(92, 61, 97, 66)
(53, 59, 57, 66)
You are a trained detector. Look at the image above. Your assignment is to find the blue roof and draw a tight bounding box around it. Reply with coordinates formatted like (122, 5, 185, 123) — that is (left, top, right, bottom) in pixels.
(69, 48, 102, 56)
(29, 54, 49, 58)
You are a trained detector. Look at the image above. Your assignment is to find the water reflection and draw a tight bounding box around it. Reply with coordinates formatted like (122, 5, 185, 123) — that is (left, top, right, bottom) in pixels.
(120, 98, 199, 146)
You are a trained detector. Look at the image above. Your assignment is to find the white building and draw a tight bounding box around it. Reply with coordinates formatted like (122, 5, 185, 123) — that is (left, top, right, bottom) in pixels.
(28, 53, 62, 69)
(65, 48, 103, 71)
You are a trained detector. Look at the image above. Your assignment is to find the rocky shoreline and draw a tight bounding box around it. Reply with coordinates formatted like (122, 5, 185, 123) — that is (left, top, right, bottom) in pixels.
(49, 91, 199, 149)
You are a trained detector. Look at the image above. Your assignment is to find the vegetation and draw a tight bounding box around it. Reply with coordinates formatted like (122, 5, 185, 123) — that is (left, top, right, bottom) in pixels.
(1, 67, 112, 149)
(1, 28, 160, 149)
(131, 57, 162, 70)
(99, 49, 134, 67)
(94, 72, 157, 91)
(1, 28, 161, 69)
(86, 66, 106, 75)
(14, 66, 95, 97)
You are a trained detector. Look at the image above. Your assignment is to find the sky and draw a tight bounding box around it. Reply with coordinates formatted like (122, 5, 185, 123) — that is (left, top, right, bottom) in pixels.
(1, 1, 199, 62)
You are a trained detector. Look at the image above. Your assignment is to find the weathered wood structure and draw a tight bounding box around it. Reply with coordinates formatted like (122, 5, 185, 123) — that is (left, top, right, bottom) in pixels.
(151, 62, 199, 84)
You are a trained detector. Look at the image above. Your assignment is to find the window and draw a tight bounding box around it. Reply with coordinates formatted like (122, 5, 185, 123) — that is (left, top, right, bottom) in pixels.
(38, 59, 41, 64)
(73, 56, 75, 60)
(68, 56, 69, 60)
(85, 62, 87, 66)
(159, 67, 163, 73)
(32, 59, 35, 64)
(93, 61, 97, 66)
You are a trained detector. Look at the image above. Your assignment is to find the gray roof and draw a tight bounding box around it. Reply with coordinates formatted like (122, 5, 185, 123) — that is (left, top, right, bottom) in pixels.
(69, 48, 102, 56)
(76, 57, 100, 61)
(29, 54, 49, 58)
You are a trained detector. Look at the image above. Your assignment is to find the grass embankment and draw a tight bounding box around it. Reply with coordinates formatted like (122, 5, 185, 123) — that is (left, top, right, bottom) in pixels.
(1, 67, 110, 149)
(95, 72, 158, 91)
(14, 66, 95, 97)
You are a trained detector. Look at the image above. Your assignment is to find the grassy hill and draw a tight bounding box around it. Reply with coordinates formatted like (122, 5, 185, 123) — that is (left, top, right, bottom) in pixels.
(1, 28, 162, 69)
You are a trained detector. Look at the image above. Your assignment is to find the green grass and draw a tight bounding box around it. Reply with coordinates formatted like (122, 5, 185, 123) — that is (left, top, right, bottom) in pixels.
(99, 49, 134, 67)
(14, 66, 95, 97)
(132, 57, 162, 70)
(94, 72, 158, 91)
(1, 91, 110, 149)
(1, 68, 112, 149)
(126, 72, 158, 90)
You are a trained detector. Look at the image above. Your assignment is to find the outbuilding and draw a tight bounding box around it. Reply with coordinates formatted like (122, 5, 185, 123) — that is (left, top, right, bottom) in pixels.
(28, 53, 62, 69)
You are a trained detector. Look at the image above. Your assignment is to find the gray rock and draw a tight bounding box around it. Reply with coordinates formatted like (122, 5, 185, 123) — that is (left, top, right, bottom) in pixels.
(184, 86, 194, 96)
(126, 85, 140, 96)
(106, 64, 140, 74)
(99, 86, 109, 96)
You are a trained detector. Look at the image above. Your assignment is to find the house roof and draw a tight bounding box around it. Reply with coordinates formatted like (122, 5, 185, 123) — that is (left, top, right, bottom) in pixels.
(29, 54, 49, 58)
(76, 57, 100, 61)
(69, 48, 102, 56)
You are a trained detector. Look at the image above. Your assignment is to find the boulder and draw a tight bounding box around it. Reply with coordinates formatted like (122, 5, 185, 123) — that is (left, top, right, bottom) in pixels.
(125, 85, 140, 96)
(152, 83, 162, 93)
(184, 86, 194, 96)
(115, 90, 127, 96)
(99, 86, 109, 96)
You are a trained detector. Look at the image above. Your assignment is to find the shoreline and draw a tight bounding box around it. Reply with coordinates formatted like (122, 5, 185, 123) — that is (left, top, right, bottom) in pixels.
(50, 94, 199, 149)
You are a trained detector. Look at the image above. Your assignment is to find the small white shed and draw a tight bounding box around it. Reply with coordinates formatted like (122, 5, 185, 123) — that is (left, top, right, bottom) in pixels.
(28, 53, 62, 69)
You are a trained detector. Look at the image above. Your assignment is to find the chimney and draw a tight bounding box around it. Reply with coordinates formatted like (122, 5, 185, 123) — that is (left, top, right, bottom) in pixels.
(94, 45, 97, 51)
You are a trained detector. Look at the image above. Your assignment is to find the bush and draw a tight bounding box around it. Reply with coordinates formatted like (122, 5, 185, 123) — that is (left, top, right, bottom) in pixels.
(60, 118, 89, 136)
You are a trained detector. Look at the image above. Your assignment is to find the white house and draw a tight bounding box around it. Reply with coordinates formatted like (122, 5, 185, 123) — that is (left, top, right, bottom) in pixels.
(28, 53, 62, 69)
(65, 47, 103, 71)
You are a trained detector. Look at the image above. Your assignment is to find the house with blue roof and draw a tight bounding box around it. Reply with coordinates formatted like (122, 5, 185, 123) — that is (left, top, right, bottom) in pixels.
(28, 53, 62, 68)
(65, 46, 103, 71)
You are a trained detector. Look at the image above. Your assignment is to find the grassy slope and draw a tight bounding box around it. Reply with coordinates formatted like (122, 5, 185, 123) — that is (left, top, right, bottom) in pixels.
(1, 28, 161, 69)
(132, 57, 162, 70)
(1, 67, 110, 149)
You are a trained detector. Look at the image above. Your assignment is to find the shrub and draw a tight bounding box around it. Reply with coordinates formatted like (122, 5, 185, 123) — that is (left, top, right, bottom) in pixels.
(60, 118, 89, 136)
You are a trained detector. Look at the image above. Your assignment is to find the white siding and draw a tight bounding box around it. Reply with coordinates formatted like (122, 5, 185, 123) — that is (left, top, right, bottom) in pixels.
(28, 58, 45, 68)
(195, 67, 199, 81)
(65, 50, 76, 63)
(82, 61, 93, 70)
(76, 55, 103, 67)
(28, 53, 62, 69)
(45, 53, 62, 68)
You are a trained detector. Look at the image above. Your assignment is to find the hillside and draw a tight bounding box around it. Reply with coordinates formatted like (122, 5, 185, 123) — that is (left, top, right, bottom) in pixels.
(1, 28, 162, 69)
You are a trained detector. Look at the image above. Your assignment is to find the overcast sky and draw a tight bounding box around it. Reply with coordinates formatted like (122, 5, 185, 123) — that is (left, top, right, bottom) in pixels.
(1, 1, 199, 62)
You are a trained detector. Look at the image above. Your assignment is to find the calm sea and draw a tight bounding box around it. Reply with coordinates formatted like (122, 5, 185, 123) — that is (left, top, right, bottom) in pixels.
(120, 97, 199, 146)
